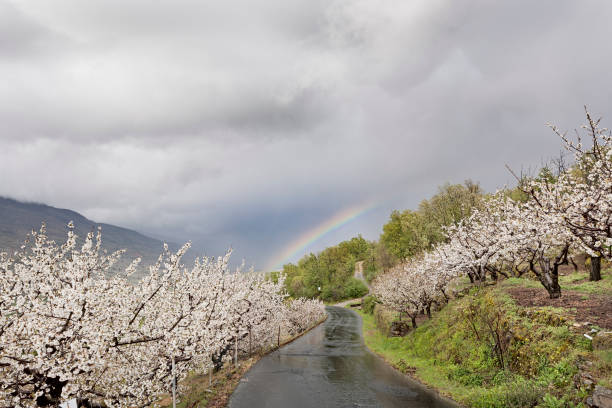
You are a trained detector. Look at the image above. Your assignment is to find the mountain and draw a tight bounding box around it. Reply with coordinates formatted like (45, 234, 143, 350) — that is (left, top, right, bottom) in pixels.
(0, 196, 174, 278)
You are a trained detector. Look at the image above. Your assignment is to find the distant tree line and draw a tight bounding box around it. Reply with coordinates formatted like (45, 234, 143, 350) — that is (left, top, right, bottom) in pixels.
(282, 236, 370, 301)
(281, 181, 485, 301)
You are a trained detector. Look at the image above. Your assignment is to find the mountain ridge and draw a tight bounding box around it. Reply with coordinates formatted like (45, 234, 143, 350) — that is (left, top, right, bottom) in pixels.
(0, 196, 176, 278)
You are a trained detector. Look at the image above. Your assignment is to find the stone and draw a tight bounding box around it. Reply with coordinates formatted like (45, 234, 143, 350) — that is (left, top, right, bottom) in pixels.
(587, 385, 612, 408)
(575, 372, 596, 390)
(593, 331, 612, 350)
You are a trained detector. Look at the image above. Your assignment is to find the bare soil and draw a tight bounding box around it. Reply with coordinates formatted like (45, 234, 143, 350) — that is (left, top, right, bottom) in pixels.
(507, 287, 612, 329)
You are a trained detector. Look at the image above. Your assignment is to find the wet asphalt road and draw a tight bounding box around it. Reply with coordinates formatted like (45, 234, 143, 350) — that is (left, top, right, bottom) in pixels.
(228, 306, 457, 408)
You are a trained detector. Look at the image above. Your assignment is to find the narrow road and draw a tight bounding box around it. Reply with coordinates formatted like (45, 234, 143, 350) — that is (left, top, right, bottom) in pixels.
(228, 306, 456, 408)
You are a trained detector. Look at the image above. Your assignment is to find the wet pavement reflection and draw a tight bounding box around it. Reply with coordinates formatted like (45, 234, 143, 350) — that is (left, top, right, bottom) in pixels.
(228, 306, 457, 408)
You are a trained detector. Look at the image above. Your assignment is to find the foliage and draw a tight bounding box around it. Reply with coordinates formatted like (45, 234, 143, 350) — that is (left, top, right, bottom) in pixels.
(282, 235, 373, 301)
(379, 181, 483, 261)
(372, 251, 454, 327)
(362, 295, 378, 314)
(344, 277, 369, 299)
(362, 241, 395, 283)
(458, 292, 511, 369)
(373, 111, 611, 315)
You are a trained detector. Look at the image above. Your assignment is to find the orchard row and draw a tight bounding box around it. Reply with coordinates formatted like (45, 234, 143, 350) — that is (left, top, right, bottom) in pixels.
(0, 226, 325, 407)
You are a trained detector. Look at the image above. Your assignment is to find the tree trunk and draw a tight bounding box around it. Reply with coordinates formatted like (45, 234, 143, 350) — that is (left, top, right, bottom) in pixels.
(530, 246, 567, 299)
(440, 288, 449, 301)
(590, 256, 602, 282)
(467, 272, 475, 284)
(479, 270, 487, 283)
(570, 257, 579, 272)
(542, 271, 562, 299)
(411, 315, 417, 329)
(34, 374, 67, 407)
(548, 286, 561, 299)
(211, 351, 225, 372)
(425, 305, 431, 319)
(532, 265, 562, 299)
(212, 342, 233, 372)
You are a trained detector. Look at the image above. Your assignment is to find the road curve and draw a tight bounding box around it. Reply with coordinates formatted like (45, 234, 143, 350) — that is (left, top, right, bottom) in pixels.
(228, 306, 457, 408)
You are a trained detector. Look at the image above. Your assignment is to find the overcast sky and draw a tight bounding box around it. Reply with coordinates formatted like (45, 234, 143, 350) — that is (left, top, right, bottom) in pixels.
(1, 0, 612, 269)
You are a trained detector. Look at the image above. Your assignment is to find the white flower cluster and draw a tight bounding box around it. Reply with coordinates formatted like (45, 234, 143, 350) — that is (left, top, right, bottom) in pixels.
(372, 242, 464, 327)
(537, 111, 612, 258)
(373, 112, 611, 312)
(0, 225, 325, 407)
(284, 298, 327, 335)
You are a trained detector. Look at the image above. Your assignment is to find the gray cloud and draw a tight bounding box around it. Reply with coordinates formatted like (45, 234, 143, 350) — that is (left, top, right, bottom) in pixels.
(1, 0, 612, 268)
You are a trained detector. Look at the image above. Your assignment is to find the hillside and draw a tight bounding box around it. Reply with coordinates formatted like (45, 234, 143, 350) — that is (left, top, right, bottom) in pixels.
(0, 196, 174, 278)
(355, 267, 612, 407)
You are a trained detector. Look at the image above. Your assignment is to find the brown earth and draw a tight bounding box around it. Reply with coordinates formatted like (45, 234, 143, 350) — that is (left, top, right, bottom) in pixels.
(205, 360, 256, 408)
(507, 287, 612, 329)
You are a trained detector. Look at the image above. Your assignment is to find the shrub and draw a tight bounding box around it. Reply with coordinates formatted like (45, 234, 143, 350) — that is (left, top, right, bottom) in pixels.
(362, 295, 378, 314)
(344, 277, 369, 299)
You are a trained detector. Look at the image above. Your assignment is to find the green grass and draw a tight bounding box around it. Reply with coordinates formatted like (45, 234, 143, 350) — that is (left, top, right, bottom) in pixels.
(593, 349, 612, 388)
(358, 310, 471, 400)
(503, 276, 542, 289)
(559, 270, 612, 295)
(500, 269, 611, 296)
(355, 281, 611, 408)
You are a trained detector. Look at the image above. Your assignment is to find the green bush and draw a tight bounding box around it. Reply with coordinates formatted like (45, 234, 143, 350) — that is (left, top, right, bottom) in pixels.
(362, 295, 377, 314)
(468, 377, 542, 408)
(447, 366, 484, 386)
(501, 380, 542, 408)
(282, 236, 373, 300)
(535, 392, 584, 408)
(344, 277, 368, 299)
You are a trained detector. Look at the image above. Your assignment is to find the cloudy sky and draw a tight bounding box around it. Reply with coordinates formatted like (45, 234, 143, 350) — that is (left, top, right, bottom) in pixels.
(1, 0, 612, 269)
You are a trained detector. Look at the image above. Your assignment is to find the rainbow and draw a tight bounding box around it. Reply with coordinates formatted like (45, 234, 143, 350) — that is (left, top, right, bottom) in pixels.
(265, 201, 378, 271)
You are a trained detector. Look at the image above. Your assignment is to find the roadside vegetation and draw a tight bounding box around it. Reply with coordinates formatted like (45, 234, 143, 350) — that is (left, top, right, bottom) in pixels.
(357, 267, 612, 407)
